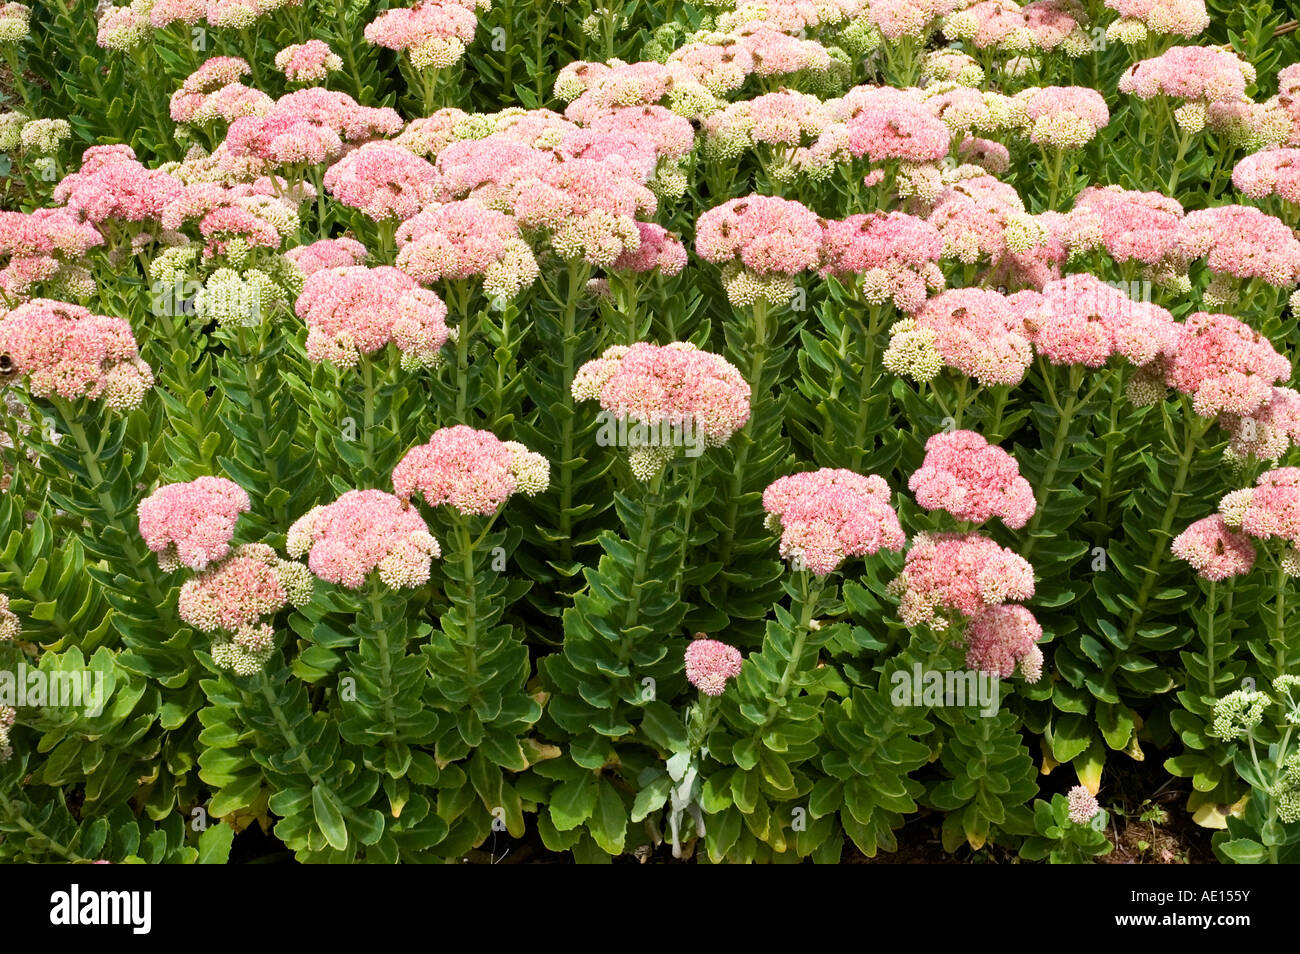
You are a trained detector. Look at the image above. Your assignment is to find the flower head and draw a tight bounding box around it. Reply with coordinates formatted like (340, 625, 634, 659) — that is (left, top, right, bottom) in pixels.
(287, 489, 440, 590)
(1171, 514, 1256, 581)
(684, 637, 744, 696)
(910, 430, 1036, 528)
(138, 476, 251, 571)
(393, 425, 549, 516)
(763, 469, 906, 575)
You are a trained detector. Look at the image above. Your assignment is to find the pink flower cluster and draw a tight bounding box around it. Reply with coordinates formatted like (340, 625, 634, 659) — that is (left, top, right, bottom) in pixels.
(572, 342, 752, 448)
(1104, 0, 1209, 38)
(1232, 149, 1300, 206)
(322, 142, 438, 221)
(557, 61, 714, 124)
(910, 430, 1036, 528)
(1181, 205, 1300, 289)
(1220, 387, 1300, 463)
(138, 476, 251, 571)
(393, 425, 550, 516)
(275, 40, 343, 83)
(0, 298, 154, 408)
(1064, 186, 1188, 274)
(1015, 86, 1110, 149)
(819, 212, 945, 312)
(696, 195, 824, 302)
(762, 469, 906, 575)
(508, 156, 655, 266)
(169, 57, 271, 126)
(843, 87, 951, 163)
(151, 0, 303, 29)
(287, 489, 440, 589)
(964, 604, 1044, 682)
(1029, 273, 1177, 368)
(903, 287, 1037, 385)
(925, 171, 1034, 266)
(178, 543, 288, 633)
(0, 593, 18, 643)
(890, 532, 1035, 629)
(222, 88, 403, 172)
(1162, 311, 1291, 418)
(53, 145, 186, 226)
(285, 237, 368, 277)
(0, 208, 102, 299)
(684, 637, 744, 696)
(1119, 45, 1254, 105)
(1171, 514, 1256, 581)
(611, 222, 688, 277)
(394, 199, 539, 298)
(295, 265, 450, 368)
(1220, 469, 1300, 553)
(866, 0, 957, 39)
(363, 0, 483, 70)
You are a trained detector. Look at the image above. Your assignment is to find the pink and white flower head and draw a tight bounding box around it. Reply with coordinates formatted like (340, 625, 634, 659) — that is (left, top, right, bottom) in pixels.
(1030, 273, 1178, 368)
(1181, 205, 1300, 292)
(287, 489, 440, 590)
(1232, 149, 1300, 206)
(0, 593, 18, 643)
(865, 0, 957, 40)
(695, 195, 824, 305)
(1065, 186, 1189, 276)
(169, 57, 272, 126)
(842, 86, 951, 163)
(1220, 387, 1300, 463)
(323, 142, 438, 222)
(1162, 312, 1291, 418)
(223, 88, 402, 172)
(610, 222, 688, 277)
(432, 135, 556, 207)
(1021, 0, 1090, 54)
(1014, 86, 1109, 149)
(285, 236, 368, 277)
(964, 604, 1044, 682)
(943, 0, 1037, 53)
(138, 476, 251, 571)
(0, 208, 103, 299)
(295, 265, 450, 369)
(557, 60, 717, 124)
(0, 299, 154, 408)
(684, 637, 744, 696)
(762, 469, 906, 575)
(178, 542, 290, 633)
(1066, 785, 1101, 824)
(910, 430, 1036, 528)
(819, 212, 945, 312)
(394, 199, 539, 299)
(508, 156, 655, 267)
(1171, 514, 1256, 581)
(887, 287, 1036, 386)
(890, 532, 1035, 629)
(363, 0, 482, 70)
(573, 342, 751, 479)
(53, 145, 186, 226)
(393, 425, 550, 516)
(1119, 45, 1254, 108)
(276, 40, 343, 83)
(1222, 468, 1300, 547)
(925, 171, 1039, 266)
(1104, 0, 1208, 41)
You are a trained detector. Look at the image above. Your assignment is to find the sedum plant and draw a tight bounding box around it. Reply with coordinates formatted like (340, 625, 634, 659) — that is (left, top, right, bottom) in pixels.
(2, 0, 1300, 867)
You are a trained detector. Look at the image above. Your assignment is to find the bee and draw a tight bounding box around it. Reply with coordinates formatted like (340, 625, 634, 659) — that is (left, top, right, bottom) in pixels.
(0, 352, 14, 383)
